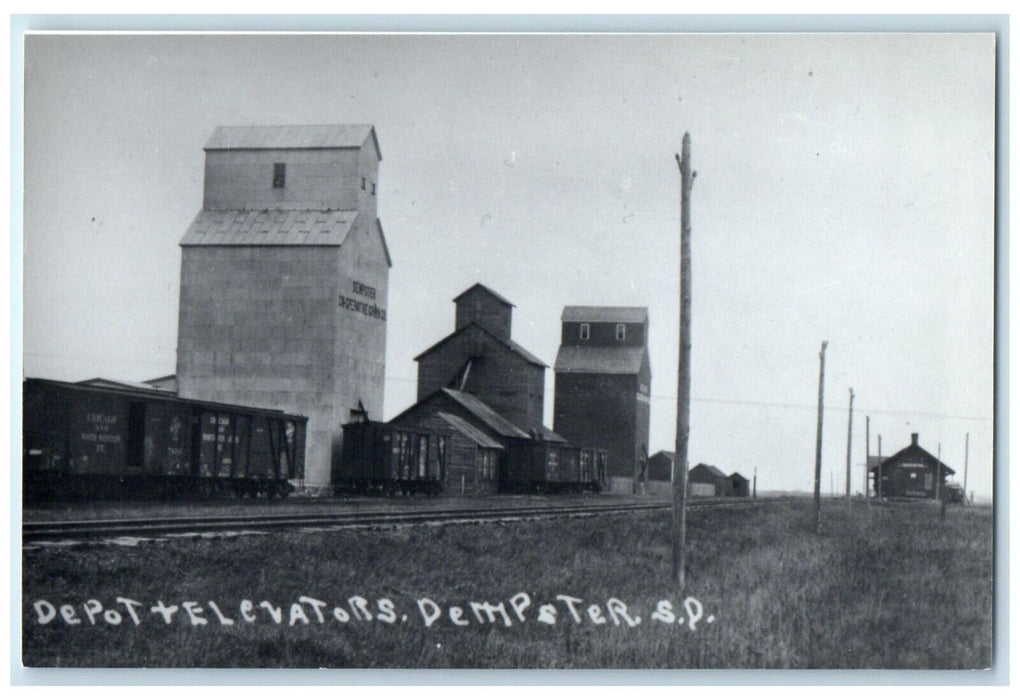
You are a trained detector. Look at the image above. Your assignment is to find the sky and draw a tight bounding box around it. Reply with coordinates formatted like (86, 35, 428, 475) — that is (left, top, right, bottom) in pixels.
(20, 33, 996, 499)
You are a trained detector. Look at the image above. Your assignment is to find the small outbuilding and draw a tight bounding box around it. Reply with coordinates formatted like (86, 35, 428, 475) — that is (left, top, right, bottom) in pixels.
(727, 472, 750, 497)
(647, 450, 675, 482)
(688, 463, 728, 497)
(434, 412, 503, 495)
(869, 433, 955, 500)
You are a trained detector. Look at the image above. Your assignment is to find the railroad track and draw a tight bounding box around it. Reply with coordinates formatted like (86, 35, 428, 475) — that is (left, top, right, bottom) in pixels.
(22, 497, 787, 544)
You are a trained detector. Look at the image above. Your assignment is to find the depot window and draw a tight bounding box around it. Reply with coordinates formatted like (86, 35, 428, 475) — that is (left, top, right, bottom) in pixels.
(616, 324, 626, 341)
(579, 323, 590, 340)
(273, 163, 286, 189)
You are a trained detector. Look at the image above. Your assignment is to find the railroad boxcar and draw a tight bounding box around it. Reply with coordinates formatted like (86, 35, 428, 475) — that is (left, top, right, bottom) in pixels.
(579, 447, 608, 492)
(501, 439, 606, 493)
(23, 378, 307, 501)
(334, 421, 448, 496)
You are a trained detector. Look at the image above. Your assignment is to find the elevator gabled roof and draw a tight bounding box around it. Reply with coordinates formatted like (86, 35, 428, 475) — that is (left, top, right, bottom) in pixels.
(181, 209, 359, 246)
(561, 306, 648, 324)
(413, 322, 547, 368)
(204, 124, 381, 160)
(554, 345, 647, 375)
(453, 283, 515, 308)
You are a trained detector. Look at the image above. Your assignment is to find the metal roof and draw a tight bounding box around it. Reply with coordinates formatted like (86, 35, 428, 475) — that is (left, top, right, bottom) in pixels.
(181, 209, 359, 246)
(868, 445, 955, 475)
(77, 377, 175, 395)
(414, 322, 547, 368)
(691, 463, 728, 479)
(561, 306, 648, 323)
(534, 426, 570, 444)
(554, 345, 646, 374)
(453, 283, 515, 308)
(25, 377, 306, 421)
(440, 389, 531, 439)
(204, 125, 381, 160)
(436, 412, 505, 450)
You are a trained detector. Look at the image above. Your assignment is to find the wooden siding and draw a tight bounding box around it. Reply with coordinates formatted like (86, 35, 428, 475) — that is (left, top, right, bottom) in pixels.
(416, 325, 544, 432)
(561, 320, 646, 348)
(455, 285, 512, 341)
(648, 453, 673, 481)
(389, 402, 500, 495)
(554, 372, 638, 480)
(873, 446, 953, 499)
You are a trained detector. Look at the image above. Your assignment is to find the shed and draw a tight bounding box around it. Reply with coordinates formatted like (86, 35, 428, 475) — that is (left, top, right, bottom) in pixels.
(688, 463, 728, 497)
(727, 472, 750, 498)
(647, 450, 675, 481)
(434, 412, 503, 494)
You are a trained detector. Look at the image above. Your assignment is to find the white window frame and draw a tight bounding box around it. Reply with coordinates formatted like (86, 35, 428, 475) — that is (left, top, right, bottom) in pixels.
(616, 324, 626, 341)
(579, 323, 590, 340)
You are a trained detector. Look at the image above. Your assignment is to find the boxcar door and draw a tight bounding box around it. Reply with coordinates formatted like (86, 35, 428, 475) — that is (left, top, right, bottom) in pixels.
(189, 408, 205, 479)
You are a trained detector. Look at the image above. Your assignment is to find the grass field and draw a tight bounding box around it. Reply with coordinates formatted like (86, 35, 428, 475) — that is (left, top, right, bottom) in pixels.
(21, 498, 993, 669)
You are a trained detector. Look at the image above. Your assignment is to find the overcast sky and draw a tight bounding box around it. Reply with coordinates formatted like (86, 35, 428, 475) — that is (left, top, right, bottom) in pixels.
(21, 33, 996, 498)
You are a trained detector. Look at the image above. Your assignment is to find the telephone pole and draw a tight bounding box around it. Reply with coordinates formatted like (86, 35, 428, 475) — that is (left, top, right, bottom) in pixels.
(865, 415, 870, 507)
(938, 442, 946, 520)
(813, 340, 828, 535)
(845, 388, 854, 505)
(936, 442, 942, 502)
(964, 432, 970, 505)
(877, 435, 883, 500)
(671, 133, 694, 589)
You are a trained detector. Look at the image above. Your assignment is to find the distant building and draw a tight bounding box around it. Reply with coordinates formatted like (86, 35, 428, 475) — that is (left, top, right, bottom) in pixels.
(727, 472, 750, 498)
(688, 463, 728, 497)
(869, 433, 955, 500)
(553, 306, 651, 493)
(176, 125, 391, 489)
(414, 284, 546, 434)
(647, 450, 675, 482)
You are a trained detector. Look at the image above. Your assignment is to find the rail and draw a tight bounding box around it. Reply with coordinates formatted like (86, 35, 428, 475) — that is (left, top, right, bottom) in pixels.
(23, 497, 793, 544)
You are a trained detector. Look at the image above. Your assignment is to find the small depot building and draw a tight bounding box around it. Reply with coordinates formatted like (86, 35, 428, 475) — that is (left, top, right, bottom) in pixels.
(869, 433, 955, 500)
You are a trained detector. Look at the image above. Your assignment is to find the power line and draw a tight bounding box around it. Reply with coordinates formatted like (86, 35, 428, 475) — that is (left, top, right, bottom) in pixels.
(646, 393, 991, 422)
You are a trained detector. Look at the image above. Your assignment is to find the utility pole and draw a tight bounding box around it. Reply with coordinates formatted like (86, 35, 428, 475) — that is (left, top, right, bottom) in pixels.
(964, 432, 970, 505)
(936, 442, 942, 502)
(865, 415, 870, 507)
(938, 442, 947, 520)
(671, 133, 694, 589)
(813, 341, 828, 535)
(845, 388, 854, 505)
(877, 435, 883, 500)
(753, 466, 757, 499)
